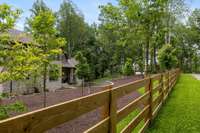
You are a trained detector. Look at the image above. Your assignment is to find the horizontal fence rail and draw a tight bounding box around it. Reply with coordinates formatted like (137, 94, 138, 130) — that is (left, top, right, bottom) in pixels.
(0, 69, 180, 133)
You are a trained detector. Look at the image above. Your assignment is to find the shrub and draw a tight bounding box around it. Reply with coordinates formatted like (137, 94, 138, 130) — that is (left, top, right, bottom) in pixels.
(0, 101, 27, 120)
(158, 44, 178, 70)
(0, 93, 9, 99)
(122, 58, 134, 76)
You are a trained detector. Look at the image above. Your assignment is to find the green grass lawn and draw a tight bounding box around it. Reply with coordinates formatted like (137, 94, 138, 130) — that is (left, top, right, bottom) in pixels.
(92, 73, 122, 84)
(117, 77, 162, 133)
(117, 109, 139, 132)
(146, 74, 200, 133)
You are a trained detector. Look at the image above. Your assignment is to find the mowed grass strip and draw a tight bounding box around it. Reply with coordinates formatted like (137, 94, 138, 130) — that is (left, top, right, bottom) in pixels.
(117, 77, 164, 133)
(146, 74, 200, 133)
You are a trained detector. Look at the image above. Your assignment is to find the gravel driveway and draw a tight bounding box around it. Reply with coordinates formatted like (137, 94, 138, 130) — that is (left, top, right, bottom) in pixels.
(193, 74, 200, 80)
(2, 75, 143, 133)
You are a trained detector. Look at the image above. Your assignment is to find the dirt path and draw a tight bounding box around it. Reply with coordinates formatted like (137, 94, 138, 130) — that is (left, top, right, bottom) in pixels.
(2, 75, 143, 133)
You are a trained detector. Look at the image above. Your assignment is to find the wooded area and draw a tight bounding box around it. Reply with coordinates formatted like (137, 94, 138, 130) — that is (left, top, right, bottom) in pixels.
(1, 0, 199, 86)
(54, 0, 199, 76)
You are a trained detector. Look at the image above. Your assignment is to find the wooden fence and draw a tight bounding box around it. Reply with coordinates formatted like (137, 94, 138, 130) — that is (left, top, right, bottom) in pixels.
(0, 69, 180, 133)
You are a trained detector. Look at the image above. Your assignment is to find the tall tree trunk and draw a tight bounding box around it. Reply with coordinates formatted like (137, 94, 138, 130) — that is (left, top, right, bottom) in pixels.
(43, 64, 47, 107)
(194, 53, 198, 73)
(145, 37, 150, 76)
(153, 45, 157, 72)
(81, 78, 84, 96)
(167, 1, 171, 44)
(189, 53, 192, 72)
(10, 80, 13, 95)
(145, 21, 150, 76)
(145, 1, 151, 76)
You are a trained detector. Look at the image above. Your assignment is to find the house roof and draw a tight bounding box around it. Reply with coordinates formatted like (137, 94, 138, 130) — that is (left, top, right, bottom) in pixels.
(8, 29, 32, 44)
(0, 67, 3, 72)
(63, 58, 78, 68)
(2, 30, 78, 68)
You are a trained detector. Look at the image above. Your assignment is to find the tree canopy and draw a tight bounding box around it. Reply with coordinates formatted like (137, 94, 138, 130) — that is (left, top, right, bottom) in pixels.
(1, 0, 200, 88)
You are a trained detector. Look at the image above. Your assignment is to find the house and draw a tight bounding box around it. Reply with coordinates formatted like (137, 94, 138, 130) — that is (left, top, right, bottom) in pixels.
(0, 29, 79, 95)
(62, 54, 78, 84)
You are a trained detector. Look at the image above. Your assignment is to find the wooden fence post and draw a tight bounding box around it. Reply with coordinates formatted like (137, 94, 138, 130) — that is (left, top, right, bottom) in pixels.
(101, 85, 113, 119)
(167, 71, 170, 95)
(160, 73, 164, 103)
(146, 77, 153, 123)
(109, 89, 117, 133)
(174, 70, 177, 86)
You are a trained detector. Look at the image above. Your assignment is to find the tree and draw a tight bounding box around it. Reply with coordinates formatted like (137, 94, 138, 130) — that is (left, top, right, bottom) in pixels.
(122, 58, 134, 76)
(0, 4, 41, 94)
(158, 44, 178, 70)
(57, 1, 107, 80)
(57, 0, 86, 58)
(75, 51, 90, 81)
(75, 51, 90, 96)
(98, 0, 189, 75)
(0, 4, 21, 32)
(25, 0, 49, 32)
(27, 7, 65, 107)
(99, 1, 144, 75)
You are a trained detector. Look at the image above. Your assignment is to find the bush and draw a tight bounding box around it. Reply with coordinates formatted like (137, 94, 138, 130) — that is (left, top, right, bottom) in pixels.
(122, 58, 134, 76)
(75, 51, 91, 81)
(0, 101, 27, 120)
(158, 44, 178, 70)
(0, 93, 9, 99)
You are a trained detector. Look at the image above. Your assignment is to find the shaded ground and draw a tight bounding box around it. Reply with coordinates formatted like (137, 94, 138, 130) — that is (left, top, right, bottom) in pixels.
(2, 75, 143, 133)
(146, 74, 200, 133)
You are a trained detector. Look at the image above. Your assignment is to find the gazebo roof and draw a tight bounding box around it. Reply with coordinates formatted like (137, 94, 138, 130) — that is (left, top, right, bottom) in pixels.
(8, 29, 33, 44)
(63, 58, 78, 68)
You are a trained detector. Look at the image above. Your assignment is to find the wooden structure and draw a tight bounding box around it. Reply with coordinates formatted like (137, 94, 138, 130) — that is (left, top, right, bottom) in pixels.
(0, 69, 180, 133)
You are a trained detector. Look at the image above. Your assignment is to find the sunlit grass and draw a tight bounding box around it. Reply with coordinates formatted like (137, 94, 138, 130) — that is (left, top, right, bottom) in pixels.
(146, 74, 200, 133)
(117, 109, 145, 133)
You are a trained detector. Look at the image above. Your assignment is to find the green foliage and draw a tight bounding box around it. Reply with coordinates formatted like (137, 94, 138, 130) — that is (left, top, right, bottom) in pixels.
(0, 41, 42, 83)
(26, 1, 66, 107)
(0, 107, 8, 120)
(0, 101, 27, 120)
(0, 4, 41, 87)
(49, 64, 60, 81)
(0, 4, 21, 32)
(0, 93, 9, 99)
(25, 0, 49, 32)
(122, 58, 134, 76)
(30, 12, 56, 35)
(75, 52, 90, 81)
(27, 3, 66, 79)
(158, 44, 178, 70)
(28, 9, 65, 65)
(57, 0, 87, 56)
(0, 0, 198, 91)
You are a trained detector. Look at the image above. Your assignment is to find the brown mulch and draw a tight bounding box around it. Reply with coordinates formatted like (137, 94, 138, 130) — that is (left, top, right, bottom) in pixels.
(2, 75, 143, 133)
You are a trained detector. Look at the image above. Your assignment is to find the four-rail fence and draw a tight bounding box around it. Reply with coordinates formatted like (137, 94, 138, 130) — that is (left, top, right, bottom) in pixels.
(0, 69, 180, 133)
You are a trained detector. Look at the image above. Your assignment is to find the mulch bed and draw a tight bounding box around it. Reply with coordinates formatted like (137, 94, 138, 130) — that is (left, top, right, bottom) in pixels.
(2, 75, 143, 133)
